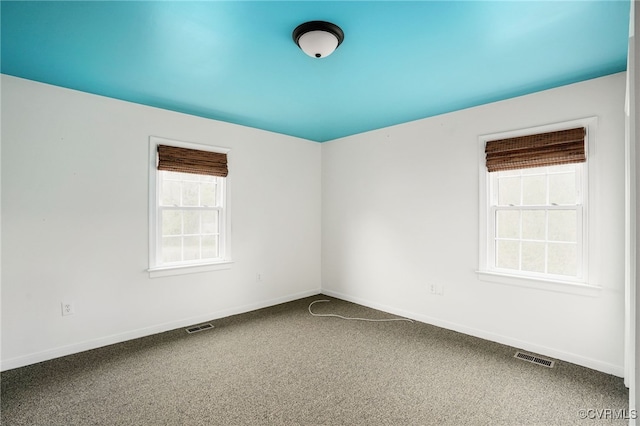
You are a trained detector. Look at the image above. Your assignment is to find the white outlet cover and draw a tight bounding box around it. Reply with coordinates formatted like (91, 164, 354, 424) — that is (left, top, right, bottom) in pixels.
(61, 302, 75, 316)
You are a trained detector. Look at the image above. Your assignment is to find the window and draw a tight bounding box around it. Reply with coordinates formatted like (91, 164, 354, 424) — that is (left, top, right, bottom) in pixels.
(149, 137, 231, 277)
(478, 118, 596, 290)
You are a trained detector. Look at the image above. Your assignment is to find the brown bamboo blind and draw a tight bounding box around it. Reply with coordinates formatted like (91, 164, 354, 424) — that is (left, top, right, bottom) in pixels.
(157, 145, 228, 177)
(485, 127, 586, 172)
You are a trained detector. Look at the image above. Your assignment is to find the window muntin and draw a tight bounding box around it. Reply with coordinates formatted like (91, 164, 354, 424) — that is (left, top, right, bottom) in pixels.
(489, 164, 584, 280)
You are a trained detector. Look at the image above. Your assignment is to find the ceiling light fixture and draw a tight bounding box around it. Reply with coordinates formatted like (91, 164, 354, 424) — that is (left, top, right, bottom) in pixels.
(292, 21, 344, 59)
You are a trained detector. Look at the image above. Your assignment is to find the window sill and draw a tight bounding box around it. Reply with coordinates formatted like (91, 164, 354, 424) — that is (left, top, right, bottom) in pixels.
(476, 270, 602, 297)
(148, 260, 233, 278)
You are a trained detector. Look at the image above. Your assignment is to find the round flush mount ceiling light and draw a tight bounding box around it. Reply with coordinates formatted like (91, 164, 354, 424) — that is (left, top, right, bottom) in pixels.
(292, 21, 344, 58)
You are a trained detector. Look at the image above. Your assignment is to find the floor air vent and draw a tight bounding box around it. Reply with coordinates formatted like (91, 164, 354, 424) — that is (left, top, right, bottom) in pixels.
(186, 323, 214, 334)
(514, 351, 555, 368)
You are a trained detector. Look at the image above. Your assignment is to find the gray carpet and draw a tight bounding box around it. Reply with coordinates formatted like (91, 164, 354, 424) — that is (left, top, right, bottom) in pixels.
(1, 296, 630, 425)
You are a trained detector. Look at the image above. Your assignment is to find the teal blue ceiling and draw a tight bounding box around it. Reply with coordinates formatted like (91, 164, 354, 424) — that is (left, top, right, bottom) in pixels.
(1, 1, 630, 142)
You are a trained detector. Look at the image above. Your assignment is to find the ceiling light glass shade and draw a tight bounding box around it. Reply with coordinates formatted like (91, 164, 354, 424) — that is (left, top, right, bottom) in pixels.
(298, 30, 339, 58)
(293, 21, 344, 59)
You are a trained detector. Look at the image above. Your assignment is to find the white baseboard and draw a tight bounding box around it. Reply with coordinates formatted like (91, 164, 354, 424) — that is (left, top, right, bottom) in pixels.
(321, 288, 625, 377)
(1, 288, 321, 372)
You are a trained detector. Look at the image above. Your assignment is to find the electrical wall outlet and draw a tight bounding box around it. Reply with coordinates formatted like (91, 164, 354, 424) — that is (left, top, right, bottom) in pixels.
(256, 273, 263, 282)
(428, 284, 444, 296)
(61, 302, 75, 316)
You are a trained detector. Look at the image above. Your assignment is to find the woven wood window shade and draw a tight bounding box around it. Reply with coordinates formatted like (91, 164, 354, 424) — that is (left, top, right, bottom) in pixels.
(157, 145, 228, 177)
(485, 127, 586, 172)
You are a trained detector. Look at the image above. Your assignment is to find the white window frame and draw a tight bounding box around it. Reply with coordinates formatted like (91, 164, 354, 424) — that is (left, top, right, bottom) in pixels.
(148, 136, 232, 278)
(477, 117, 601, 295)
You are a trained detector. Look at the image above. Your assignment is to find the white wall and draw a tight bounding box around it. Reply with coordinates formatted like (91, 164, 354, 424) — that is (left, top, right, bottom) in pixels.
(1, 75, 322, 370)
(630, 0, 639, 419)
(322, 72, 628, 376)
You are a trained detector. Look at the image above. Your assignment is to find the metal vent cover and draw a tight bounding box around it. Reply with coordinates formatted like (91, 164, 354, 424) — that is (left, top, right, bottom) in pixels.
(186, 323, 214, 334)
(514, 351, 555, 368)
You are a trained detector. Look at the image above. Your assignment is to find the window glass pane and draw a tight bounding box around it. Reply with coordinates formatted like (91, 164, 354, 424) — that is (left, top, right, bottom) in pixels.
(202, 211, 219, 234)
(549, 172, 576, 205)
(498, 177, 520, 205)
(202, 235, 219, 259)
(173, 172, 193, 181)
(521, 242, 545, 273)
(521, 210, 545, 241)
(200, 182, 217, 207)
(162, 210, 182, 236)
(199, 174, 216, 182)
(550, 164, 575, 173)
(162, 237, 182, 263)
(182, 182, 199, 206)
(496, 240, 519, 270)
(183, 211, 200, 235)
(548, 210, 577, 242)
(522, 174, 546, 205)
(548, 243, 577, 276)
(521, 166, 546, 176)
(183, 236, 200, 261)
(161, 180, 181, 206)
(496, 210, 520, 238)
